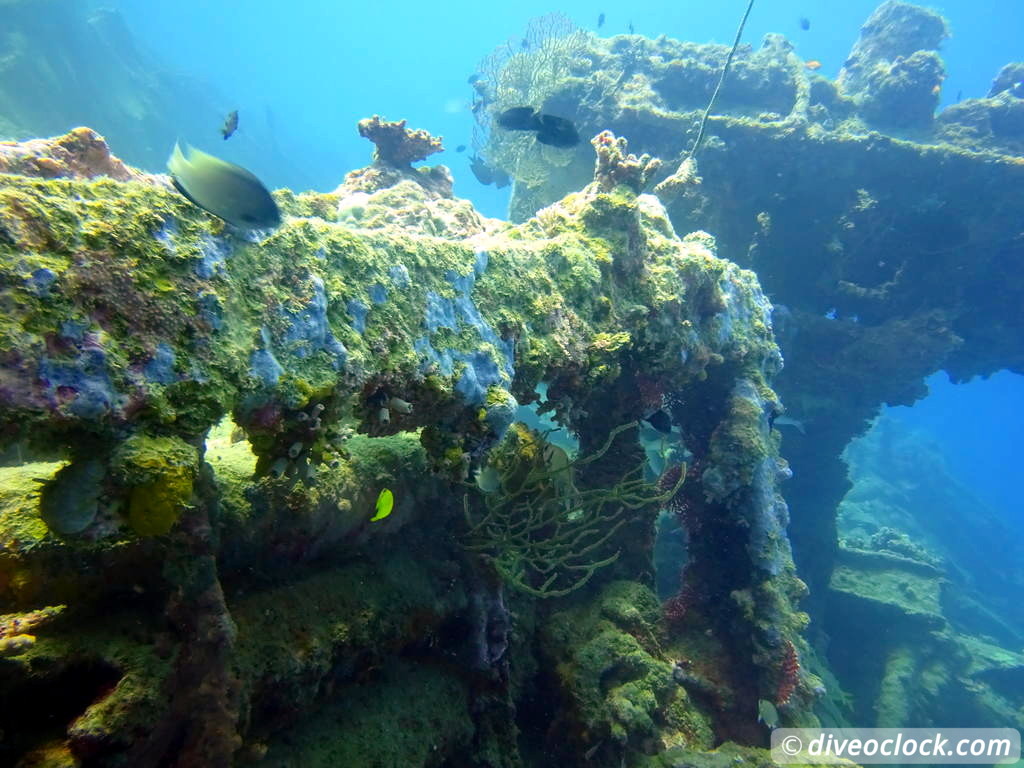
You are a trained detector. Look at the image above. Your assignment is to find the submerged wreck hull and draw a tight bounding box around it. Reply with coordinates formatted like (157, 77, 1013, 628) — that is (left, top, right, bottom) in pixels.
(0, 128, 808, 767)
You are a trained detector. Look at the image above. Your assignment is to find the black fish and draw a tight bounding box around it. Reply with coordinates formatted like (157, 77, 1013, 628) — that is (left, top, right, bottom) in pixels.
(536, 114, 580, 148)
(456, 144, 467, 153)
(521, 39, 530, 50)
(469, 155, 494, 185)
(799, 17, 810, 31)
(467, 73, 481, 85)
(221, 109, 238, 140)
(628, 20, 635, 34)
(497, 106, 541, 131)
(644, 410, 672, 434)
(598, 12, 605, 28)
(496, 107, 580, 149)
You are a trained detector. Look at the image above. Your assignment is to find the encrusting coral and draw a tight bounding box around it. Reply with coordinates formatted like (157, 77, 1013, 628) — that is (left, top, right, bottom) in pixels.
(0, 604, 63, 657)
(357, 114, 445, 168)
(0, 117, 804, 766)
(590, 131, 662, 194)
(0, 127, 147, 182)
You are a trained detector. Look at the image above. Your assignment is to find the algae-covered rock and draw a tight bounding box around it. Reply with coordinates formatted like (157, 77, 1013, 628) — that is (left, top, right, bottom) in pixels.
(540, 581, 715, 761)
(111, 434, 199, 536)
(0, 461, 62, 547)
(837, 0, 949, 129)
(254, 660, 473, 767)
(0, 120, 799, 765)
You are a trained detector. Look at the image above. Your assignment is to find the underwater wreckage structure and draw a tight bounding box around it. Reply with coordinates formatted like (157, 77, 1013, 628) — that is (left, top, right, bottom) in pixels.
(0, 1, 1022, 766)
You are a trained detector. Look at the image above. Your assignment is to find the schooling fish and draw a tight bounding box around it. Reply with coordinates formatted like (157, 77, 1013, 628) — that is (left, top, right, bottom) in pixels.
(496, 106, 580, 148)
(805, 59, 822, 71)
(221, 110, 239, 140)
(799, 17, 810, 31)
(167, 142, 281, 230)
(455, 144, 467, 153)
(598, 12, 605, 28)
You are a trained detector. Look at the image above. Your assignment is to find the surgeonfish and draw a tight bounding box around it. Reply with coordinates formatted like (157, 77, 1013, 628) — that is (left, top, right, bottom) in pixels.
(167, 142, 281, 230)
(221, 110, 239, 140)
(475, 465, 502, 494)
(758, 699, 780, 728)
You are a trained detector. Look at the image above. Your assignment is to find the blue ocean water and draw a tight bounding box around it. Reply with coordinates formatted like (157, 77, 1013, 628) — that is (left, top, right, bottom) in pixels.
(113, 0, 1024, 215)
(887, 371, 1023, 522)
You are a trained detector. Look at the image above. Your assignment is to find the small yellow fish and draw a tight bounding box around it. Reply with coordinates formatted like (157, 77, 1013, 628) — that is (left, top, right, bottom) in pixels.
(370, 488, 394, 521)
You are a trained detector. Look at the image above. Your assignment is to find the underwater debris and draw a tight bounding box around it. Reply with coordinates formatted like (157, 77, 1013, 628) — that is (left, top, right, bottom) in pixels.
(167, 141, 281, 229)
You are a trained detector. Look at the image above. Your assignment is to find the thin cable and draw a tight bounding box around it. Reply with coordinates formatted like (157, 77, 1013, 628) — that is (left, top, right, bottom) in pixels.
(686, 0, 756, 162)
